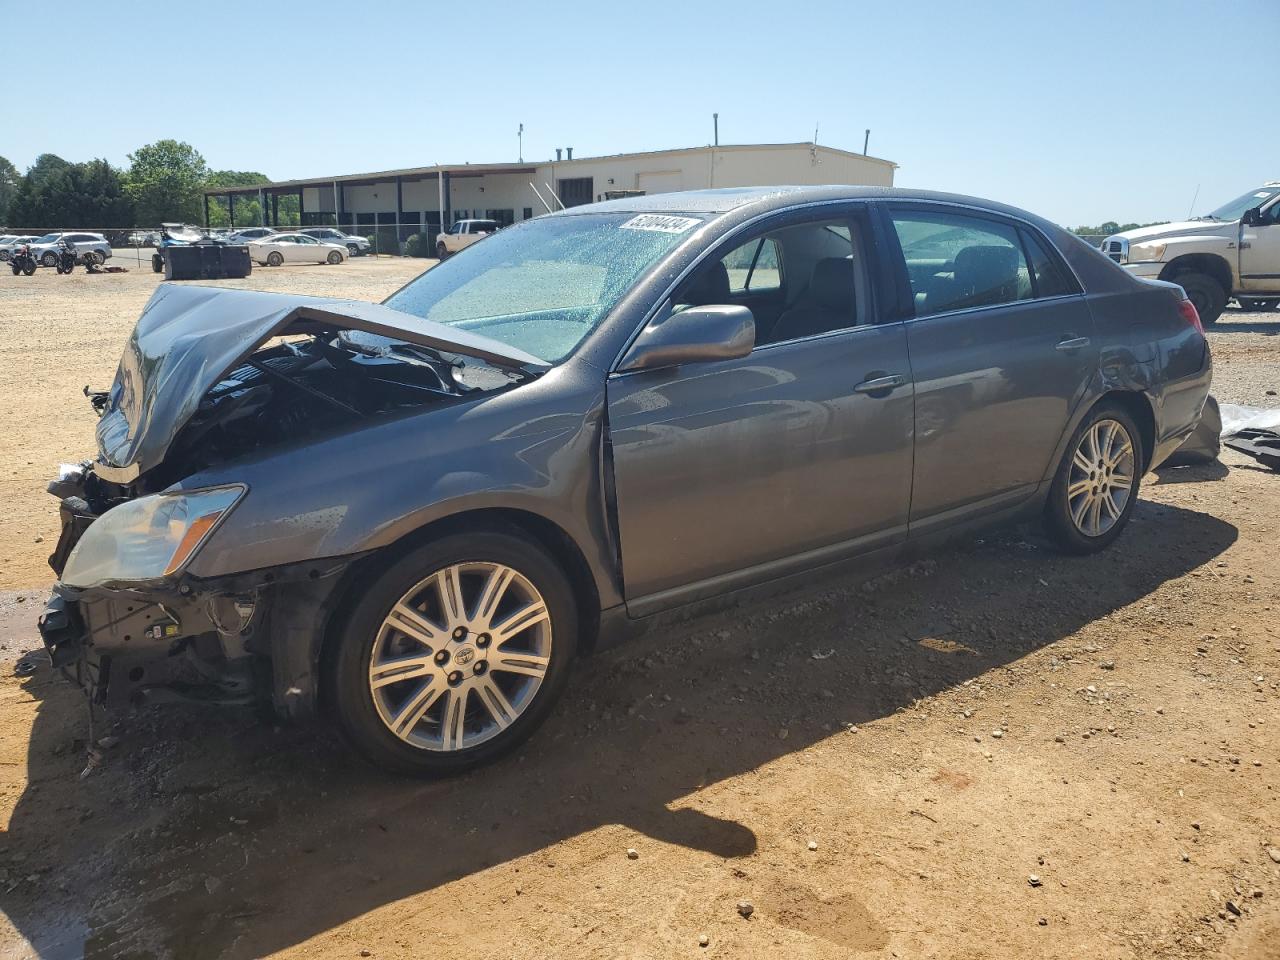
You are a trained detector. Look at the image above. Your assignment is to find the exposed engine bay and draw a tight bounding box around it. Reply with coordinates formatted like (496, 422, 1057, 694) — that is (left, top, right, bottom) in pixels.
(134, 330, 515, 488)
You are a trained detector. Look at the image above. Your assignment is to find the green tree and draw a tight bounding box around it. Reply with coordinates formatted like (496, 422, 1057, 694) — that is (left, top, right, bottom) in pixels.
(7, 158, 132, 228)
(125, 139, 209, 225)
(0, 156, 18, 224)
(204, 169, 300, 228)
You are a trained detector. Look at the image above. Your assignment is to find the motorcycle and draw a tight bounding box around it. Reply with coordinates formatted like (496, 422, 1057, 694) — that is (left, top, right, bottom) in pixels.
(54, 239, 78, 274)
(9, 245, 36, 276)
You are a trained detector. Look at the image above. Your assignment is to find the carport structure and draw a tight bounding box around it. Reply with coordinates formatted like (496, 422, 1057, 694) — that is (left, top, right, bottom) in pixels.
(202, 161, 538, 251)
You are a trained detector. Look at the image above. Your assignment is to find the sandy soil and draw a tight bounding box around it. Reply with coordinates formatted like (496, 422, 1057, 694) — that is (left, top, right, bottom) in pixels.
(0, 268, 1277, 959)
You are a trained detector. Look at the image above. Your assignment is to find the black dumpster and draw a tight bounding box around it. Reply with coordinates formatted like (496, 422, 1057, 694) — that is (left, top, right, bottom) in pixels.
(164, 244, 252, 281)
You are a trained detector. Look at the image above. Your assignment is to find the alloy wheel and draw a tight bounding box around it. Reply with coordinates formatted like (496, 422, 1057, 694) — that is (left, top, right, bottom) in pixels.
(1067, 418, 1135, 537)
(368, 561, 552, 752)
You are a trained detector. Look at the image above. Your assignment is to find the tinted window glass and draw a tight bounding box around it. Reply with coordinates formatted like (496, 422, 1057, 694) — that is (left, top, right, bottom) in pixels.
(891, 211, 1032, 317)
(722, 237, 781, 293)
(1021, 228, 1076, 297)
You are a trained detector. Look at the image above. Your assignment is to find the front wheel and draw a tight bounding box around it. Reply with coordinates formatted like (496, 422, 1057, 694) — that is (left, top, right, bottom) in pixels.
(326, 250, 343, 264)
(40, 251, 58, 267)
(1174, 271, 1227, 326)
(1043, 403, 1143, 554)
(436, 242, 448, 260)
(152, 254, 164, 273)
(329, 530, 578, 776)
(22, 262, 36, 276)
(347, 243, 359, 257)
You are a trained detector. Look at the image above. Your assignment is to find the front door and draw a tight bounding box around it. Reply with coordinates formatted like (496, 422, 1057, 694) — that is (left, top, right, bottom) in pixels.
(1239, 199, 1280, 293)
(606, 209, 915, 610)
(883, 204, 1097, 531)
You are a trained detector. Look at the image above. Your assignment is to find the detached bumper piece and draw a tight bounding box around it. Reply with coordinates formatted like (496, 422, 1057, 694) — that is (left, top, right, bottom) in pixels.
(1225, 429, 1280, 471)
(37, 594, 85, 667)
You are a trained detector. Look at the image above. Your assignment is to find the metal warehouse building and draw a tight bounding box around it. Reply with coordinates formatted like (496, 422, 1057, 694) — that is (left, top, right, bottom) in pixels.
(203, 142, 896, 250)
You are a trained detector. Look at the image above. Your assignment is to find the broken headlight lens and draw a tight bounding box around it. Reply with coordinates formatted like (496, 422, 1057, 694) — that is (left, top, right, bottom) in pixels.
(61, 485, 246, 588)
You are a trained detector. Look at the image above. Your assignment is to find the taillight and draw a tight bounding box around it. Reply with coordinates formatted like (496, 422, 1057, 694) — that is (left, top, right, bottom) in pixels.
(1177, 298, 1204, 335)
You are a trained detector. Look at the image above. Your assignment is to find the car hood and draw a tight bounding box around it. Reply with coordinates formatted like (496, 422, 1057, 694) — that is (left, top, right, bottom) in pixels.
(93, 284, 547, 481)
(1114, 220, 1236, 243)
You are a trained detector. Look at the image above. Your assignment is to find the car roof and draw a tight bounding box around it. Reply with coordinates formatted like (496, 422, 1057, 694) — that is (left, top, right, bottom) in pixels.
(549, 184, 1046, 223)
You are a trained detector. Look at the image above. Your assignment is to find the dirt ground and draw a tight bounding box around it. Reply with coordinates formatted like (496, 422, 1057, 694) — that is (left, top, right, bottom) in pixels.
(0, 262, 1278, 960)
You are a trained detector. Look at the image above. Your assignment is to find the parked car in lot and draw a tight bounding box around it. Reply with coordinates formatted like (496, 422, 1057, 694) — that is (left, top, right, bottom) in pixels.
(1101, 181, 1280, 323)
(37, 186, 1211, 775)
(300, 228, 371, 257)
(435, 218, 498, 258)
(0, 235, 41, 261)
(229, 227, 278, 243)
(27, 232, 112, 267)
(247, 232, 347, 266)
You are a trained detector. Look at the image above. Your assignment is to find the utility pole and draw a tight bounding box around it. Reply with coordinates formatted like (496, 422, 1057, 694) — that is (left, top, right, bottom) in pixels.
(863, 129, 870, 155)
(713, 112, 719, 146)
(518, 123, 524, 163)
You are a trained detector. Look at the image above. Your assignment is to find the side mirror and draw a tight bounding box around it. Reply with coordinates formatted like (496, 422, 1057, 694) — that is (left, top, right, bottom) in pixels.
(1242, 207, 1261, 226)
(618, 304, 756, 372)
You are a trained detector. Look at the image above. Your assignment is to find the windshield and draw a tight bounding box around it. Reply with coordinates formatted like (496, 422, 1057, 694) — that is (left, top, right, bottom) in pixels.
(35, 234, 59, 243)
(1205, 186, 1280, 221)
(383, 212, 701, 363)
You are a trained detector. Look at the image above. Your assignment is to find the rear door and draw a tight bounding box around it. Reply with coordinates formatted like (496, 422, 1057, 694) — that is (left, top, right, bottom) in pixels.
(606, 205, 915, 611)
(881, 203, 1096, 532)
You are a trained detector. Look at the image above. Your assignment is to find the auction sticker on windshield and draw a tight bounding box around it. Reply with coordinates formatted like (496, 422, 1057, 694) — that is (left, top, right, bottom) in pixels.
(619, 215, 702, 234)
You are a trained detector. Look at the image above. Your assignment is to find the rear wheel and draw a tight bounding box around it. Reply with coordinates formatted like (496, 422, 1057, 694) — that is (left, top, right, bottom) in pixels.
(326, 249, 343, 264)
(266, 251, 283, 267)
(40, 251, 58, 267)
(1174, 271, 1227, 326)
(329, 530, 578, 776)
(436, 242, 448, 260)
(1044, 402, 1143, 554)
(152, 254, 164, 273)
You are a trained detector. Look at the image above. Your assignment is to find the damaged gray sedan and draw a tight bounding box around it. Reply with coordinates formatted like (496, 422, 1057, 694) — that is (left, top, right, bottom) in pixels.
(39, 186, 1212, 775)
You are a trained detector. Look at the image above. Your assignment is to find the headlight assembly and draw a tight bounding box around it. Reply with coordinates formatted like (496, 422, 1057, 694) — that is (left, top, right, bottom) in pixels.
(1127, 241, 1167, 263)
(62, 485, 246, 588)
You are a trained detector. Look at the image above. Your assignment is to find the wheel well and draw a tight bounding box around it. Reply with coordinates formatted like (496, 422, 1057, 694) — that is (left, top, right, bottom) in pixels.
(1097, 391, 1156, 472)
(317, 508, 604, 705)
(1159, 254, 1233, 295)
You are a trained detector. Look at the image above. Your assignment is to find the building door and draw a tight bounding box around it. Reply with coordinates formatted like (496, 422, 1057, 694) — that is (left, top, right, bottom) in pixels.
(556, 177, 593, 208)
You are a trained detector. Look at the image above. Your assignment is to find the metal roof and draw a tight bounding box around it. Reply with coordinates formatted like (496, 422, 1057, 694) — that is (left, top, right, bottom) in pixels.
(202, 143, 897, 197)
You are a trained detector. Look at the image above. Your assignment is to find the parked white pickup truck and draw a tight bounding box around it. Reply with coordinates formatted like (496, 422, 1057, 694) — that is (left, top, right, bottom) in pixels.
(435, 219, 498, 259)
(1102, 182, 1280, 324)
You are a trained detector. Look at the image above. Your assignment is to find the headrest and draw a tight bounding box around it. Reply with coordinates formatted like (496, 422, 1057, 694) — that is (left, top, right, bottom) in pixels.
(954, 245, 1019, 293)
(682, 260, 731, 305)
(810, 257, 855, 309)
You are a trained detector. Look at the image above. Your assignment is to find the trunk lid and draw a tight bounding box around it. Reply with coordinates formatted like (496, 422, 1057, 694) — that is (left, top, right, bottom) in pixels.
(94, 284, 547, 481)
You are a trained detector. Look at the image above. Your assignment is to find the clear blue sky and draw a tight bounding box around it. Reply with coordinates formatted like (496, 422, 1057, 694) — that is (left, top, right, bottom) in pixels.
(2, 0, 1275, 226)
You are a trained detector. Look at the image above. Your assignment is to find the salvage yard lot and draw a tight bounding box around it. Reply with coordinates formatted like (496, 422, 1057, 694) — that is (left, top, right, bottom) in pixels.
(0, 264, 1278, 959)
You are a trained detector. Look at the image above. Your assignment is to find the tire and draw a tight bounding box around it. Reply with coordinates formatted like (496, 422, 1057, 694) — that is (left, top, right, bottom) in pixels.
(327, 250, 343, 264)
(266, 251, 283, 267)
(40, 251, 57, 267)
(329, 529, 579, 776)
(10, 263, 19, 276)
(436, 242, 448, 260)
(152, 254, 164, 274)
(22, 262, 35, 276)
(1043, 402, 1143, 555)
(0, 250, 10, 261)
(347, 243, 359, 257)
(1173, 271, 1227, 326)
(86, 251, 104, 266)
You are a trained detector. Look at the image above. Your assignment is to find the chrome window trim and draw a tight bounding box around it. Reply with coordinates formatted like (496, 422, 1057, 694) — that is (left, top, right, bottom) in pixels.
(901, 291, 1087, 326)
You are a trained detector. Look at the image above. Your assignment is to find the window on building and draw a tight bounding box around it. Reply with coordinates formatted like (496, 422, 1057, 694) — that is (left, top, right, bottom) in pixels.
(523, 207, 534, 220)
(486, 209, 515, 227)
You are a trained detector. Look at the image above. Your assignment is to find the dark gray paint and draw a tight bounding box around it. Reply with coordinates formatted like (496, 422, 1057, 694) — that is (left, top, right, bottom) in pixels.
(56, 186, 1212, 713)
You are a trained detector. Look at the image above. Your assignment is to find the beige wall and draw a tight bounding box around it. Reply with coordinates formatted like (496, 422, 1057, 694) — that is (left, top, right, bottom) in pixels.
(291, 146, 896, 227)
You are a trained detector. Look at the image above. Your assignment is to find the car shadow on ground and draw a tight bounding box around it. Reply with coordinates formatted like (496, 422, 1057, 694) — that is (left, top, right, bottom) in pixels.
(0, 501, 1238, 959)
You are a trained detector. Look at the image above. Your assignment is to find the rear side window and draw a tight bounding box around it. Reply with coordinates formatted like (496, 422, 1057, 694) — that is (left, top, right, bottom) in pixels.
(1020, 228, 1077, 298)
(890, 211, 1032, 317)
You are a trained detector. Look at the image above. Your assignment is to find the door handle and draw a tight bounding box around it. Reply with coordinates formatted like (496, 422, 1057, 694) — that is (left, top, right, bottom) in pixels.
(1055, 336, 1090, 353)
(853, 374, 905, 394)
